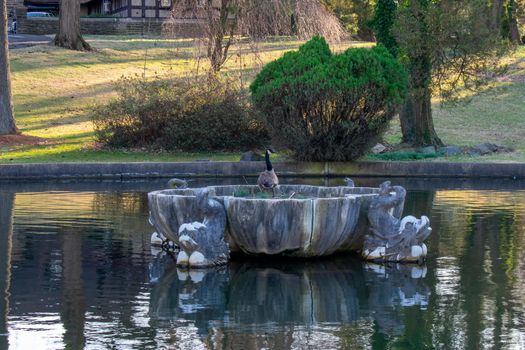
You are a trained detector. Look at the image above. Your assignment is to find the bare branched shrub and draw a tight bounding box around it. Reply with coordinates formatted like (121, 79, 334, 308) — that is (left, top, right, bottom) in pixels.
(91, 75, 269, 152)
(165, 0, 347, 73)
(293, 0, 348, 41)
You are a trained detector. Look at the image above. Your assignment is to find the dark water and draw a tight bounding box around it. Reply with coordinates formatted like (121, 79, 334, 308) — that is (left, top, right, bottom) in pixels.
(1, 177, 525, 350)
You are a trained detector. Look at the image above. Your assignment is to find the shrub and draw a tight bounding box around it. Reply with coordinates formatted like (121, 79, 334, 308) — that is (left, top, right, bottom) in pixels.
(92, 76, 268, 152)
(250, 36, 407, 161)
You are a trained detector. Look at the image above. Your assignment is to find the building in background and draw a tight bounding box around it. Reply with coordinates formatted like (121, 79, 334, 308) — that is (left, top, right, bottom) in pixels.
(9, 0, 175, 19)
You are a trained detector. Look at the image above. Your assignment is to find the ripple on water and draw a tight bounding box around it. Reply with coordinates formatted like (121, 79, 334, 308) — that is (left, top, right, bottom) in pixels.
(3, 185, 525, 349)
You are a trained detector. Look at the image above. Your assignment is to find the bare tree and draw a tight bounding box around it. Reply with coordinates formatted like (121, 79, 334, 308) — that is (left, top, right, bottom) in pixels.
(54, 0, 91, 51)
(0, 0, 17, 135)
(169, 0, 346, 73)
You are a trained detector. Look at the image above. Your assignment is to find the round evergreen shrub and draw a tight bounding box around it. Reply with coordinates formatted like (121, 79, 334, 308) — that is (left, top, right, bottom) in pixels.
(92, 76, 268, 152)
(250, 36, 407, 161)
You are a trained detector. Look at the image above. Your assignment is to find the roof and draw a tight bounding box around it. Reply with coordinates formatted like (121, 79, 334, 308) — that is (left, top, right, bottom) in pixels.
(24, 0, 96, 5)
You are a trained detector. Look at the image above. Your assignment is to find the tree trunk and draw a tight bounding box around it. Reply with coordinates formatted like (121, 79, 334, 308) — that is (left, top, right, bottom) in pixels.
(207, 0, 236, 73)
(508, 0, 521, 44)
(400, 88, 442, 146)
(0, 0, 17, 135)
(399, 94, 416, 144)
(357, 27, 375, 42)
(399, 0, 443, 147)
(54, 0, 91, 51)
(411, 87, 443, 146)
(491, 0, 504, 34)
(509, 17, 521, 43)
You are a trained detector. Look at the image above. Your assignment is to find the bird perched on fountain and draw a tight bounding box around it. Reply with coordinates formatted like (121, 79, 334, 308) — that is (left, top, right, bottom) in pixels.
(257, 148, 279, 196)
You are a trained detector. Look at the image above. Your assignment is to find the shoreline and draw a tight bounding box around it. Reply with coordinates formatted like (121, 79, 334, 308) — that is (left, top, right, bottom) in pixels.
(1, 161, 525, 180)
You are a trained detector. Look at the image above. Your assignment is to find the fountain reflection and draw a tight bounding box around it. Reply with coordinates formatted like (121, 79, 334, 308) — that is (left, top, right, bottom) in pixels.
(149, 255, 430, 348)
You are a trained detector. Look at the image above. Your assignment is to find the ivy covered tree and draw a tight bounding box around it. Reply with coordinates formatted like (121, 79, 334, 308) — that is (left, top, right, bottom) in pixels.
(370, 0, 397, 57)
(501, 0, 521, 43)
(373, 0, 507, 146)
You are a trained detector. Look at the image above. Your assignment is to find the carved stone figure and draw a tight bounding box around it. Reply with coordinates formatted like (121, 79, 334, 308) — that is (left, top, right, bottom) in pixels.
(167, 178, 188, 189)
(344, 177, 355, 187)
(363, 181, 432, 263)
(149, 184, 433, 260)
(176, 189, 229, 268)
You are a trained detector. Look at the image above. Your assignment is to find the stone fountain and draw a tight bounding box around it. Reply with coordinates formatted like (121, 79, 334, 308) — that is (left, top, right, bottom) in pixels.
(148, 181, 432, 268)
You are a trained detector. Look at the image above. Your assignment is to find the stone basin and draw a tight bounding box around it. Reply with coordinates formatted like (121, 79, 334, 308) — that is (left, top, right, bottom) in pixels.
(148, 185, 379, 257)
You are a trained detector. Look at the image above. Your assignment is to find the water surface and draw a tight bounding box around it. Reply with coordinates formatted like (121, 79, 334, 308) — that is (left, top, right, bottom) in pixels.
(1, 177, 525, 349)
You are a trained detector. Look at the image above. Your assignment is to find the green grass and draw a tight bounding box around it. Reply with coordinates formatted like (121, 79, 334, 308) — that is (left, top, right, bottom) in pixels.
(4, 35, 364, 163)
(3, 35, 525, 163)
(368, 151, 441, 161)
(380, 47, 525, 163)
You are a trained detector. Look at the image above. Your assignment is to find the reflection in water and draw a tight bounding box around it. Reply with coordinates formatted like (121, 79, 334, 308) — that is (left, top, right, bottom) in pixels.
(0, 182, 524, 349)
(0, 191, 14, 350)
(430, 190, 525, 350)
(7, 191, 154, 350)
(149, 256, 429, 348)
(61, 227, 86, 349)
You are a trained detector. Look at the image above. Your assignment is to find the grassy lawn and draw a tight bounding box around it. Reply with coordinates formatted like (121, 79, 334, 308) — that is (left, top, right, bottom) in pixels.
(382, 47, 525, 163)
(2, 35, 524, 163)
(3, 35, 365, 163)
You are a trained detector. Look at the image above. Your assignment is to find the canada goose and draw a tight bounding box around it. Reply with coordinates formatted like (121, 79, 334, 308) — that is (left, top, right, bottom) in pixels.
(257, 148, 279, 196)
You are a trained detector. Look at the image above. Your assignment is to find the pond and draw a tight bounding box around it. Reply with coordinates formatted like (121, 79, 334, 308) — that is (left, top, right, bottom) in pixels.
(1, 177, 525, 349)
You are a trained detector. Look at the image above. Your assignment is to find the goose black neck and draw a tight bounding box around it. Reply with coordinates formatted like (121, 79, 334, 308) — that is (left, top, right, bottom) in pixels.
(265, 151, 273, 171)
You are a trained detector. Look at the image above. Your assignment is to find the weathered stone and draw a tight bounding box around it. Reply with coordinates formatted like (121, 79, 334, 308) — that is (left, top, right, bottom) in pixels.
(467, 148, 481, 156)
(167, 178, 188, 189)
(371, 143, 387, 154)
(417, 146, 436, 155)
(149, 185, 378, 258)
(495, 144, 514, 153)
(441, 145, 463, 157)
(363, 181, 432, 263)
(344, 177, 355, 187)
(150, 232, 165, 246)
(149, 189, 229, 268)
(468, 143, 514, 156)
(221, 185, 378, 257)
(240, 151, 264, 162)
(2, 160, 525, 181)
(469, 143, 495, 155)
(149, 183, 431, 262)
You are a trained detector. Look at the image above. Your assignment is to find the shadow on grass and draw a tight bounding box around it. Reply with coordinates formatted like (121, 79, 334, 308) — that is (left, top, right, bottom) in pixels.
(0, 146, 240, 163)
(10, 37, 309, 74)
